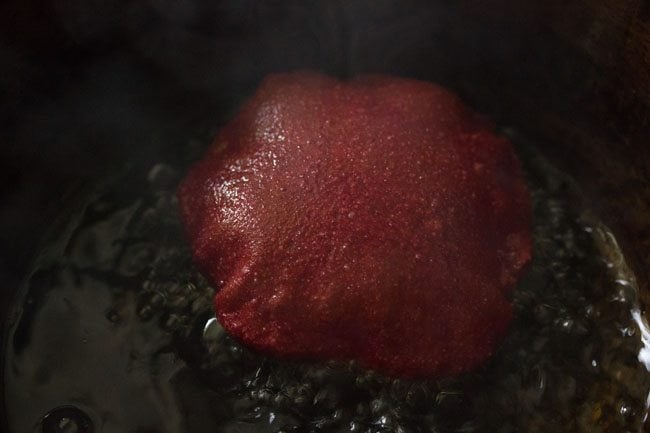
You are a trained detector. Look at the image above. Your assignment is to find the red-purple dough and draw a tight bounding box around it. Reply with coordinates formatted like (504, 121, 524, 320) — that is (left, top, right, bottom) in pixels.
(178, 71, 532, 378)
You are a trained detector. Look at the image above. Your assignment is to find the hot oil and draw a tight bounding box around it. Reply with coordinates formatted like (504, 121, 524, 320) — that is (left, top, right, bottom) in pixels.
(3, 134, 650, 433)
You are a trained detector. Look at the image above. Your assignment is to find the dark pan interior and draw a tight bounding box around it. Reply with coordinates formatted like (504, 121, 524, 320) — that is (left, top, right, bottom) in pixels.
(1, 0, 649, 429)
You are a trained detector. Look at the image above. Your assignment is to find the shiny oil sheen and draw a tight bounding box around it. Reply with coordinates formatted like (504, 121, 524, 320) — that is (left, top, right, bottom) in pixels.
(3, 133, 650, 433)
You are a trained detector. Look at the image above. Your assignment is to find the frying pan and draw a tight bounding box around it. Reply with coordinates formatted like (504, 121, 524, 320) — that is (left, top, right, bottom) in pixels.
(1, 0, 649, 431)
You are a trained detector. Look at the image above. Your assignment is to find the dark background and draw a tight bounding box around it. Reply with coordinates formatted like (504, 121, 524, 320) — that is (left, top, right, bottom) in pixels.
(2, 4, 650, 425)
(3, 2, 650, 433)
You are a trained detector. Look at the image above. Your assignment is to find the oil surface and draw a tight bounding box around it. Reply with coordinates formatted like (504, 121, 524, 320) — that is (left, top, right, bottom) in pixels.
(4, 134, 650, 433)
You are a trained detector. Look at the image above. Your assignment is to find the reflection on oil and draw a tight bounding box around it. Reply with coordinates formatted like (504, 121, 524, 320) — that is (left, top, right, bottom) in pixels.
(4, 134, 650, 433)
